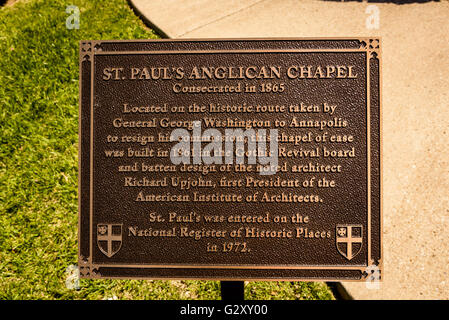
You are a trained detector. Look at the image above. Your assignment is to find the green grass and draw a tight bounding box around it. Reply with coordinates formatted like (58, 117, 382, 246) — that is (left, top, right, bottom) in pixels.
(0, 0, 334, 300)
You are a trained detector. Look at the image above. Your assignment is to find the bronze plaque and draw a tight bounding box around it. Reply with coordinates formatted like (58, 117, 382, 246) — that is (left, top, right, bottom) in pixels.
(78, 39, 382, 281)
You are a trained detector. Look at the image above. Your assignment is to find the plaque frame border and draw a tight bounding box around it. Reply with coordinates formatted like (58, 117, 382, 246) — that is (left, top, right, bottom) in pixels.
(78, 38, 382, 281)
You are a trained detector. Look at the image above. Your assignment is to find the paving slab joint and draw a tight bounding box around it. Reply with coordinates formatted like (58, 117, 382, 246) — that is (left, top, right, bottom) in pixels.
(127, 0, 170, 38)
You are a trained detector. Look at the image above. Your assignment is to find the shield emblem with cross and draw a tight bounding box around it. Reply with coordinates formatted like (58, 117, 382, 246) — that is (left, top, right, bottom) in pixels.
(336, 224, 363, 260)
(97, 223, 122, 258)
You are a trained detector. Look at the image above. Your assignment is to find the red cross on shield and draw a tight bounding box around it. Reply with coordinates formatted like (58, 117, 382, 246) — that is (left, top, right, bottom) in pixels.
(336, 224, 363, 260)
(97, 223, 122, 258)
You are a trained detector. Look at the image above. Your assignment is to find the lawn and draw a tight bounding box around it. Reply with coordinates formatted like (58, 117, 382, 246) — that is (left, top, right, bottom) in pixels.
(0, 0, 334, 300)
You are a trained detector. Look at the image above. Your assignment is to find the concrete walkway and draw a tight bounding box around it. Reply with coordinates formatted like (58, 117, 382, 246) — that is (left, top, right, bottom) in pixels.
(129, 0, 449, 299)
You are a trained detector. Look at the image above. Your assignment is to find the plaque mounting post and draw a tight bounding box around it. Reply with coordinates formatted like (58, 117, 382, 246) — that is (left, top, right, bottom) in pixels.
(220, 281, 244, 300)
